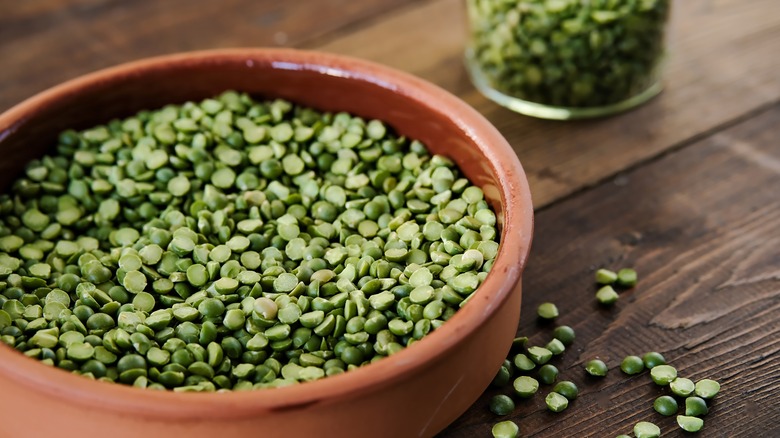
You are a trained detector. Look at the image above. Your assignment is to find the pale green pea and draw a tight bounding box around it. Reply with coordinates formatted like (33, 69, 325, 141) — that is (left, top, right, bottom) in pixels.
(595, 268, 617, 284)
(633, 422, 661, 438)
(113, 228, 140, 246)
(513, 375, 539, 398)
(278, 304, 302, 324)
(214, 277, 238, 293)
(0, 235, 24, 252)
(527, 346, 553, 365)
(650, 365, 677, 385)
(596, 285, 618, 305)
(449, 272, 479, 294)
(132, 292, 155, 313)
(119, 253, 143, 271)
(617, 268, 638, 287)
(677, 415, 704, 433)
(513, 353, 535, 371)
(28, 263, 51, 279)
(167, 175, 191, 196)
(694, 379, 720, 399)
(223, 309, 245, 330)
(274, 273, 299, 293)
(123, 271, 147, 293)
(490, 421, 519, 438)
(545, 338, 565, 355)
(545, 392, 568, 412)
(537, 302, 559, 319)
(670, 377, 695, 397)
(209, 245, 231, 263)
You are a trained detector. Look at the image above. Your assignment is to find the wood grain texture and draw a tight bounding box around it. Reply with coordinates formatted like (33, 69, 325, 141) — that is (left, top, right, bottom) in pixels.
(0, 0, 412, 112)
(440, 104, 780, 437)
(314, 0, 780, 208)
(3, 1, 779, 436)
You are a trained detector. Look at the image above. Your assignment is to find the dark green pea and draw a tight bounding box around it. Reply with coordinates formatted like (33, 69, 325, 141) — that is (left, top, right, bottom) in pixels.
(552, 326, 575, 346)
(538, 364, 559, 385)
(620, 355, 645, 375)
(685, 396, 709, 416)
(488, 394, 515, 416)
(654, 395, 678, 416)
(117, 354, 146, 373)
(492, 365, 512, 387)
(552, 381, 578, 400)
(642, 351, 666, 369)
(197, 298, 225, 318)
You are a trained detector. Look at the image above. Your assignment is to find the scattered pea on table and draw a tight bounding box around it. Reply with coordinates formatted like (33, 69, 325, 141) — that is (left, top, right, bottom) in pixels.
(491, 420, 519, 438)
(552, 325, 575, 346)
(620, 355, 645, 375)
(545, 392, 569, 413)
(670, 377, 696, 397)
(653, 395, 678, 416)
(650, 365, 678, 386)
(537, 302, 559, 320)
(513, 375, 539, 399)
(642, 351, 666, 369)
(685, 396, 709, 416)
(695, 378, 721, 399)
(633, 421, 661, 438)
(489, 394, 515, 416)
(677, 415, 705, 432)
(552, 381, 578, 401)
(585, 359, 608, 377)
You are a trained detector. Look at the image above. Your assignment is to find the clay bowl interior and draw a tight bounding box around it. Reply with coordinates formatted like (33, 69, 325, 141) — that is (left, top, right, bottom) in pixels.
(0, 49, 533, 438)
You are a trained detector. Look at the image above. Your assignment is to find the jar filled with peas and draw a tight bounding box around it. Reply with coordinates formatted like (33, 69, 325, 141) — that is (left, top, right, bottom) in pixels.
(465, 0, 671, 119)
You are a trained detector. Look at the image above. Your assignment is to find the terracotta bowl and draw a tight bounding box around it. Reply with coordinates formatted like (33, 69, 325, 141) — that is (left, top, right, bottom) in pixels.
(0, 49, 533, 438)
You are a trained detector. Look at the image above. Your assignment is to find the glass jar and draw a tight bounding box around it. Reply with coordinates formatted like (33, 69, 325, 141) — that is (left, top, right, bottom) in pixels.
(465, 0, 671, 119)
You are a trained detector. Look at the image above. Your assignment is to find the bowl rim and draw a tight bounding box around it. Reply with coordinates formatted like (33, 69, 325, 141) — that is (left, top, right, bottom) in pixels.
(0, 48, 533, 419)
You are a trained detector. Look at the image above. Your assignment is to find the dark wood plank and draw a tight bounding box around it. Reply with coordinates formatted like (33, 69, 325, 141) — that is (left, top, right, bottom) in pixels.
(315, 0, 780, 208)
(440, 104, 780, 437)
(0, 0, 412, 112)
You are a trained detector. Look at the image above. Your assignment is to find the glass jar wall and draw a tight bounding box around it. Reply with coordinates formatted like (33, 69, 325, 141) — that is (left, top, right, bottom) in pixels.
(465, 0, 671, 119)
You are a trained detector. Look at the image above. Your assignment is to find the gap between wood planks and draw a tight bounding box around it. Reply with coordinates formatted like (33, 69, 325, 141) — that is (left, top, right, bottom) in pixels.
(532, 99, 780, 214)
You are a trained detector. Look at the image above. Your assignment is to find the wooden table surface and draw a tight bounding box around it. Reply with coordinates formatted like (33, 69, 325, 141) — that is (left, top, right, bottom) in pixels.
(4, 0, 779, 436)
